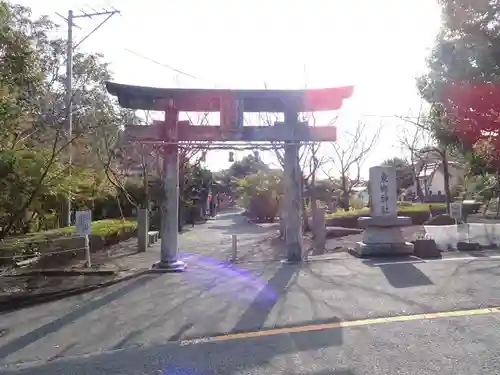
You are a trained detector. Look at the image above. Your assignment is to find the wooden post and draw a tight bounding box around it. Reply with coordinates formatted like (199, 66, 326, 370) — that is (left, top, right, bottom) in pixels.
(137, 208, 148, 252)
(283, 106, 303, 261)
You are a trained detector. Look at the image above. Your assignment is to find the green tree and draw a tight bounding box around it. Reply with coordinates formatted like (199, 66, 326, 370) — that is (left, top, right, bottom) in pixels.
(417, 0, 500, 209)
(0, 1, 138, 237)
(227, 154, 269, 179)
(417, 0, 500, 156)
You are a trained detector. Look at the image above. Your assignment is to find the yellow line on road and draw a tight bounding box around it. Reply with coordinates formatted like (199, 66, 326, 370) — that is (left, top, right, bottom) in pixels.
(180, 306, 500, 346)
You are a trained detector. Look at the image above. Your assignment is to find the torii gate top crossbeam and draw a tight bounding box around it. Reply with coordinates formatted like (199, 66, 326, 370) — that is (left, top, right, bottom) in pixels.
(105, 82, 354, 112)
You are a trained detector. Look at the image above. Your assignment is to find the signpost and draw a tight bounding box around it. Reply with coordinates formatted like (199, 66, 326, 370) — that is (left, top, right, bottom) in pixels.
(450, 201, 468, 245)
(450, 202, 463, 222)
(75, 210, 92, 267)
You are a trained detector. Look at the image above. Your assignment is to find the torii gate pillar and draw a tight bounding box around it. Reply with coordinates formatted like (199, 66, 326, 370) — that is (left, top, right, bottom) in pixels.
(156, 101, 185, 271)
(283, 107, 303, 261)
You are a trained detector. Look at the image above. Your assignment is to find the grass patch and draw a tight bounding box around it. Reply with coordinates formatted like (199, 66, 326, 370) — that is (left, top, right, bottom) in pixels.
(325, 203, 447, 220)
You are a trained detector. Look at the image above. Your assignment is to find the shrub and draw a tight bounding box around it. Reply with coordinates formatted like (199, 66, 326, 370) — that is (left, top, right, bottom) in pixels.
(462, 202, 482, 214)
(248, 194, 279, 221)
(325, 203, 447, 228)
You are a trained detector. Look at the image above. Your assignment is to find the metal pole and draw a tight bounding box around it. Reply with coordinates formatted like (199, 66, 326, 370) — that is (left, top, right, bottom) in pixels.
(231, 234, 237, 262)
(84, 234, 91, 268)
(65, 10, 73, 226)
(154, 102, 186, 271)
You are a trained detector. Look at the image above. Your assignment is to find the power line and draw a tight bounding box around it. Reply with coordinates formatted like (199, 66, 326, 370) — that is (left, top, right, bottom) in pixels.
(119, 44, 427, 121)
(101, 8, 431, 121)
(123, 48, 220, 88)
(109, 20, 430, 121)
(123, 48, 199, 80)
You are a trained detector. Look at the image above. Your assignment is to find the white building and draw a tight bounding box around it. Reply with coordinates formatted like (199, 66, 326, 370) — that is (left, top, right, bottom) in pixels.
(408, 161, 465, 196)
(351, 183, 369, 207)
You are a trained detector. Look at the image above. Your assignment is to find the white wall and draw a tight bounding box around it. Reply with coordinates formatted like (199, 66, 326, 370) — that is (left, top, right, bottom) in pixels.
(408, 164, 464, 196)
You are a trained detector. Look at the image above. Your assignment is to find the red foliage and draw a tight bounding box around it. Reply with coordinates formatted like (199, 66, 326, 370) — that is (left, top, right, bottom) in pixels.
(443, 82, 500, 142)
(442, 82, 500, 166)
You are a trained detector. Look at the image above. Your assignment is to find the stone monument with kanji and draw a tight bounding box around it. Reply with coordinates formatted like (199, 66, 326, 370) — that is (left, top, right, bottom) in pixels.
(351, 166, 414, 257)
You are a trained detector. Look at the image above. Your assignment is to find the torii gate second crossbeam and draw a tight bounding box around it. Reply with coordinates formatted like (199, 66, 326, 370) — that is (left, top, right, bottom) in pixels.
(106, 82, 354, 270)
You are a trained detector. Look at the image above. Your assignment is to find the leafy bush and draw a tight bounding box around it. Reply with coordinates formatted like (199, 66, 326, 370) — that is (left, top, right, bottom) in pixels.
(235, 170, 283, 215)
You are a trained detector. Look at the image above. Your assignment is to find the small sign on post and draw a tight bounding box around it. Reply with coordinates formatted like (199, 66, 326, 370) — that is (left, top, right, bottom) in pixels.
(450, 202, 463, 221)
(450, 202, 468, 245)
(75, 210, 92, 267)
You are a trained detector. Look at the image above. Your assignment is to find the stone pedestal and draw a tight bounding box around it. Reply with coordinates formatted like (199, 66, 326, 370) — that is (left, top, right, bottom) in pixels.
(349, 166, 414, 258)
(350, 216, 414, 257)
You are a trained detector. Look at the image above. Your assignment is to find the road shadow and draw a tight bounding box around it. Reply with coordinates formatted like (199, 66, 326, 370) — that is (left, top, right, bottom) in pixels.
(471, 262, 500, 277)
(304, 263, 431, 311)
(209, 222, 273, 235)
(228, 262, 343, 353)
(231, 262, 299, 333)
(288, 371, 355, 375)
(206, 211, 277, 235)
(209, 225, 273, 236)
(109, 272, 227, 350)
(363, 261, 434, 288)
(2, 320, 347, 375)
(0, 274, 160, 359)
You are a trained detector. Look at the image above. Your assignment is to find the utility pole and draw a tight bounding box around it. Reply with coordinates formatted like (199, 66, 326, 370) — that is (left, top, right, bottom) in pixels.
(57, 7, 120, 226)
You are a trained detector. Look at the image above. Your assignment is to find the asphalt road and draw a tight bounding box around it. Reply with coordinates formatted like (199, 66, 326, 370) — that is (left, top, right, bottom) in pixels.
(1, 213, 500, 374)
(178, 210, 286, 262)
(2, 312, 500, 375)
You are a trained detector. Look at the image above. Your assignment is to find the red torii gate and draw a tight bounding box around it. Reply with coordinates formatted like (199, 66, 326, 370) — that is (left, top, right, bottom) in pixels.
(106, 82, 353, 270)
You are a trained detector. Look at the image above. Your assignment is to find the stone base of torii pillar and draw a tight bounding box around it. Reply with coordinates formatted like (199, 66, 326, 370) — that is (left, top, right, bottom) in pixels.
(348, 166, 414, 258)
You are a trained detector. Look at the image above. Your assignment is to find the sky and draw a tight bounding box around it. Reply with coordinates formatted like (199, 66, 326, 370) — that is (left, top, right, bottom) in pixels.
(17, 0, 442, 178)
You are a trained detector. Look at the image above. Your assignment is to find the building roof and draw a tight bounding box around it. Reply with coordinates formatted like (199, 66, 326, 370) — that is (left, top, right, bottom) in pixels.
(105, 82, 354, 112)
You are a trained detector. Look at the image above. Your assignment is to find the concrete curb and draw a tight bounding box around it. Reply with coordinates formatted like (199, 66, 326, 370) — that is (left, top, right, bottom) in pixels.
(0, 268, 150, 313)
(2, 269, 118, 277)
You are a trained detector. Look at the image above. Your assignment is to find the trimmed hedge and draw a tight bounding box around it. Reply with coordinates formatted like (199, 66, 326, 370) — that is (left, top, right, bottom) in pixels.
(325, 202, 483, 228)
(325, 203, 448, 228)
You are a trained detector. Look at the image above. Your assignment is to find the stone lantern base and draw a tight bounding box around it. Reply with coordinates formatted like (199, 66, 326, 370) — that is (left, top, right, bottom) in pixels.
(349, 216, 414, 258)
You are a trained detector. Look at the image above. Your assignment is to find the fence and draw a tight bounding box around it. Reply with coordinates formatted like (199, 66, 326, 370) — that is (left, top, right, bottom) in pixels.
(424, 223, 500, 251)
(0, 234, 93, 270)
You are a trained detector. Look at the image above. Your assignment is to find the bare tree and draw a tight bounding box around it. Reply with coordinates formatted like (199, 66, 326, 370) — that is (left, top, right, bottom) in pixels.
(325, 121, 381, 209)
(398, 108, 432, 202)
(398, 106, 453, 212)
(259, 110, 332, 233)
(299, 112, 334, 232)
